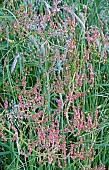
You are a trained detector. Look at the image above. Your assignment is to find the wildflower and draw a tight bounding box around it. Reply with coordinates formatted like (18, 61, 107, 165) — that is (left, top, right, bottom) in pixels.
(78, 72, 84, 86)
(24, 140, 32, 158)
(87, 114, 92, 129)
(102, 51, 107, 64)
(0, 131, 7, 141)
(86, 30, 91, 46)
(21, 32, 25, 38)
(93, 109, 98, 127)
(84, 47, 90, 62)
(55, 98, 62, 111)
(58, 159, 63, 169)
(4, 97, 8, 109)
(12, 126, 18, 141)
(75, 70, 79, 84)
(88, 64, 94, 85)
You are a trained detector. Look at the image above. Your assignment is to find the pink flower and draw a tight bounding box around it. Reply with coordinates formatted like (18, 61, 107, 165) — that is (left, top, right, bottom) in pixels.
(88, 64, 94, 85)
(86, 31, 91, 46)
(102, 51, 107, 64)
(55, 99, 62, 110)
(87, 114, 92, 128)
(12, 126, 18, 141)
(93, 109, 98, 127)
(0, 132, 7, 141)
(4, 97, 8, 109)
(75, 70, 79, 84)
(78, 72, 84, 86)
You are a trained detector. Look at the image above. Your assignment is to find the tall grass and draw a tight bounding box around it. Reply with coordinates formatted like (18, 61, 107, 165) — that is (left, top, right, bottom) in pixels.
(0, 0, 109, 169)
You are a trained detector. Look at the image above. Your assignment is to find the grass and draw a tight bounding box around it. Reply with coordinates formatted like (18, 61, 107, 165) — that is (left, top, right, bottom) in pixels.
(0, 0, 109, 169)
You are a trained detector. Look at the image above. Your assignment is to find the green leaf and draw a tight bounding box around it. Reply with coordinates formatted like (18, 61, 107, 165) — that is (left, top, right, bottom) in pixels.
(96, 84, 109, 86)
(0, 142, 11, 149)
(0, 15, 13, 19)
(0, 151, 11, 155)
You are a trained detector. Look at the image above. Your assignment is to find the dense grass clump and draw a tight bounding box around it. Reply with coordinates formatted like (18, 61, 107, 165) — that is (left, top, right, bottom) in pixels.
(0, 0, 109, 169)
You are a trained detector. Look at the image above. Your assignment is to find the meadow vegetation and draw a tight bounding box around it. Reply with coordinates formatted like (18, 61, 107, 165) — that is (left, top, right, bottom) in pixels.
(0, 0, 109, 169)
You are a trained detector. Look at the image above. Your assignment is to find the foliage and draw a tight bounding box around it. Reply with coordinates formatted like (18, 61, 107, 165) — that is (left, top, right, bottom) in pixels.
(0, 0, 109, 169)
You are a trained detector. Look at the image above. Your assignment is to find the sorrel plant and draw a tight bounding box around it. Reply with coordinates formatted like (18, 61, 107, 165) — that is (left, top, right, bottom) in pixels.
(0, 0, 109, 169)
